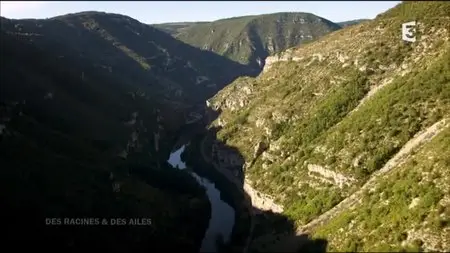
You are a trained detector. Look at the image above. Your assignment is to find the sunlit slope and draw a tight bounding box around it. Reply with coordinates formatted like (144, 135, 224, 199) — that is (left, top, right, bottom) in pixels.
(312, 125, 450, 252)
(207, 0, 450, 232)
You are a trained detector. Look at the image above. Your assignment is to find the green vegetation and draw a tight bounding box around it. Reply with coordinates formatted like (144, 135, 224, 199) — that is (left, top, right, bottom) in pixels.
(286, 71, 369, 146)
(2, 2, 450, 251)
(337, 19, 370, 28)
(312, 126, 450, 252)
(155, 12, 341, 69)
(207, 3, 450, 250)
(315, 47, 450, 176)
(284, 187, 342, 225)
(377, 1, 450, 20)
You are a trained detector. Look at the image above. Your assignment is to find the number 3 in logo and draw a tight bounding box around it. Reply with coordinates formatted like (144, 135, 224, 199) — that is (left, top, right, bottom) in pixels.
(402, 21, 416, 42)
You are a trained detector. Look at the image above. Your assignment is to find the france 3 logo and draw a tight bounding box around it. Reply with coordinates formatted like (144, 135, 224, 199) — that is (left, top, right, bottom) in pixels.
(402, 21, 416, 43)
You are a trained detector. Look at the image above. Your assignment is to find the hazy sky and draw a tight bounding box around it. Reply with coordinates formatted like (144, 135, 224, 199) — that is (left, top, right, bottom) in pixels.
(0, 1, 400, 24)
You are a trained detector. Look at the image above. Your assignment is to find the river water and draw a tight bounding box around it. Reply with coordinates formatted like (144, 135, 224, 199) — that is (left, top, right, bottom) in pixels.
(167, 143, 235, 252)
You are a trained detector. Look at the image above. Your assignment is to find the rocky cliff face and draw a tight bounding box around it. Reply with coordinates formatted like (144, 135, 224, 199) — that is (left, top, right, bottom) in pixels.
(207, 2, 450, 251)
(155, 12, 341, 70)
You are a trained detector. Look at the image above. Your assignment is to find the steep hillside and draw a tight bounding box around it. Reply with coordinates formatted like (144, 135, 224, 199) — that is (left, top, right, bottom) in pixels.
(0, 14, 216, 251)
(312, 125, 450, 252)
(1, 12, 254, 109)
(159, 12, 341, 70)
(205, 1, 450, 251)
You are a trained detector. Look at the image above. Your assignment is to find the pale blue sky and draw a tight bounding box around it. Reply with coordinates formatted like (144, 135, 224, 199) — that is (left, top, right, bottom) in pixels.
(1, 1, 400, 24)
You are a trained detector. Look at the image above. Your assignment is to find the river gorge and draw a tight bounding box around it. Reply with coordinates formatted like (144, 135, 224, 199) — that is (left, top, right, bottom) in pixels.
(167, 143, 235, 252)
(165, 122, 290, 253)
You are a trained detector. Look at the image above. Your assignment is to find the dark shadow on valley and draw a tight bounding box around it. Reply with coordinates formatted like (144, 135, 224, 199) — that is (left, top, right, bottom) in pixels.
(1, 13, 326, 253)
(1, 12, 260, 107)
(180, 105, 329, 253)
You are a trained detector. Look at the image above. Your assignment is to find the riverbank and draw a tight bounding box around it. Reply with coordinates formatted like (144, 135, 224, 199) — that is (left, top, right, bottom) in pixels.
(168, 144, 235, 252)
(182, 134, 252, 253)
(199, 131, 306, 252)
(200, 132, 284, 214)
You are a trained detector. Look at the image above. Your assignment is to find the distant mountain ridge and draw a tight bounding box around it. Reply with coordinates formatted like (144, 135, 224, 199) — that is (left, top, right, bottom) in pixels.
(1, 11, 255, 107)
(153, 12, 341, 70)
(337, 19, 370, 27)
(152, 21, 208, 36)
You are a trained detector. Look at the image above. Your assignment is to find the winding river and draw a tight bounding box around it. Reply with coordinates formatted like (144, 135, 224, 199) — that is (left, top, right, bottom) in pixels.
(167, 143, 235, 252)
